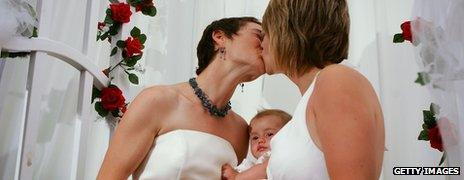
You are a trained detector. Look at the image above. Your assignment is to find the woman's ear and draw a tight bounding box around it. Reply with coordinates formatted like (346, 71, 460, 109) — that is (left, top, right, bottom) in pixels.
(212, 30, 226, 50)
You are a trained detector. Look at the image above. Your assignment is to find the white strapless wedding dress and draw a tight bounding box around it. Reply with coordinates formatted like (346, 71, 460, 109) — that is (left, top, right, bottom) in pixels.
(131, 130, 238, 180)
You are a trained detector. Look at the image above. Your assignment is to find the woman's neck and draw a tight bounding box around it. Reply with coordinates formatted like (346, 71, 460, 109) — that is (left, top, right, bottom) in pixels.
(288, 68, 321, 95)
(195, 58, 255, 108)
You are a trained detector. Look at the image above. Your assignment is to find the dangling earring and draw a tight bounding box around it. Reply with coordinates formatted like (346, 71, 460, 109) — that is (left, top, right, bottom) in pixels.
(240, 83, 244, 92)
(219, 47, 226, 60)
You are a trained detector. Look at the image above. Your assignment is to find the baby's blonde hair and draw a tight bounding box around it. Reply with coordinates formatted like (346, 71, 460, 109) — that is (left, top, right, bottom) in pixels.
(250, 109, 292, 127)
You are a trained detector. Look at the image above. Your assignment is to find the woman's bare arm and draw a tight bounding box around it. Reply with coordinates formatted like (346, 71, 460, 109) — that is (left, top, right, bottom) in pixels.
(97, 87, 168, 180)
(311, 65, 384, 180)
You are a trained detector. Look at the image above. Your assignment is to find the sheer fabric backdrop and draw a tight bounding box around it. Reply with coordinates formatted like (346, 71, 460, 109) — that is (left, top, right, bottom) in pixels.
(0, 0, 457, 179)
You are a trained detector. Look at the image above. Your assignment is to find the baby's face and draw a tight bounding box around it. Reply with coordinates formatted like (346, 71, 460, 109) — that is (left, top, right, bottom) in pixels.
(250, 115, 286, 158)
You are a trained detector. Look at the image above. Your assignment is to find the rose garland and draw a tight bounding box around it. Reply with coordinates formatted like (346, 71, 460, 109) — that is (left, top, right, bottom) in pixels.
(92, 0, 156, 119)
(394, 20, 455, 166)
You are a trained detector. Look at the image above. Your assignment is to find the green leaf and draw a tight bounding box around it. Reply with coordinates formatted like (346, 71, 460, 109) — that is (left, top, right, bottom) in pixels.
(116, 40, 126, 48)
(414, 72, 430, 86)
(422, 123, 428, 130)
(439, 152, 446, 166)
(111, 109, 121, 118)
(139, 34, 147, 44)
(430, 103, 440, 115)
(100, 32, 109, 41)
(92, 86, 101, 103)
(393, 33, 404, 43)
(142, 6, 157, 17)
(109, 0, 119, 3)
(128, 0, 143, 5)
(30, 27, 38, 38)
(128, 73, 139, 84)
(108, 24, 120, 35)
(110, 47, 118, 56)
(104, 15, 114, 25)
(423, 110, 437, 128)
(418, 129, 429, 141)
(130, 27, 141, 37)
(96, 31, 102, 41)
(106, 8, 112, 15)
(132, 55, 142, 61)
(125, 58, 137, 67)
(95, 102, 109, 117)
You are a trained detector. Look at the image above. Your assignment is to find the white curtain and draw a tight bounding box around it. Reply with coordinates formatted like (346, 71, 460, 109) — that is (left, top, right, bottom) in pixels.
(1, 0, 458, 179)
(0, 0, 102, 179)
(411, 0, 464, 179)
(0, 57, 29, 180)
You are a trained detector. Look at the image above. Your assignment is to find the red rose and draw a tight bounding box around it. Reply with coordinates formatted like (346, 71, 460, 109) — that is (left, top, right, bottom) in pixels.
(121, 106, 127, 113)
(428, 126, 443, 152)
(98, 22, 106, 31)
(101, 86, 126, 111)
(135, 0, 154, 12)
(110, 3, 132, 23)
(124, 37, 143, 57)
(401, 21, 412, 42)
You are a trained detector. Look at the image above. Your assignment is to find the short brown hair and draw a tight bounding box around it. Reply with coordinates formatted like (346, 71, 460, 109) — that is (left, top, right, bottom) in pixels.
(250, 109, 292, 125)
(196, 17, 261, 75)
(262, 0, 350, 76)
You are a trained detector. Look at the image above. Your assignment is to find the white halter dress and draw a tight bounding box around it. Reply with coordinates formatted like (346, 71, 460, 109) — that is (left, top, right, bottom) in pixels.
(266, 73, 329, 180)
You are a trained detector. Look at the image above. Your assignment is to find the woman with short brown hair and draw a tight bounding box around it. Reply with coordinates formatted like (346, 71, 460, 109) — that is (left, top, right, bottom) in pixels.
(98, 17, 265, 180)
(261, 0, 385, 179)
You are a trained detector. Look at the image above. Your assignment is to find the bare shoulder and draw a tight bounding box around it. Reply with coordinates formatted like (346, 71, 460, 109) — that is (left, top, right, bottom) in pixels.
(311, 64, 381, 121)
(227, 111, 249, 161)
(315, 64, 372, 92)
(229, 111, 249, 130)
(132, 85, 177, 113)
(313, 64, 377, 105)
(120, 84, 179, 132)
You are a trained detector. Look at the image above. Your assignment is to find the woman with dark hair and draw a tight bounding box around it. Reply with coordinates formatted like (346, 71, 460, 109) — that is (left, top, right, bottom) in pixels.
(260, 0, 385, 179)
(97, 17, 264, 179)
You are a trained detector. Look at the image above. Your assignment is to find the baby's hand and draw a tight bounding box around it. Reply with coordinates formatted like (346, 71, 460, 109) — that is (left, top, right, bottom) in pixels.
(221, 164, 238, 180)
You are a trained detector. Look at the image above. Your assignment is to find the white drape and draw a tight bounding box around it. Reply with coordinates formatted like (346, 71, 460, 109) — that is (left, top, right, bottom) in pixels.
(0, 0, 99, 179)
(1, 0, 459, 179)
(411, 0, 464, 179)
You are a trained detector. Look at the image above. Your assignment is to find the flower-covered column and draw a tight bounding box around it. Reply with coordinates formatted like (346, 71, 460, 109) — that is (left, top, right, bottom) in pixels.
(93, 0, 156, 128)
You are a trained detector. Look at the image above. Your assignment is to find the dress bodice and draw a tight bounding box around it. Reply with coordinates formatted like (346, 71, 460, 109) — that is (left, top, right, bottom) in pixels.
(131, 130, 238, 180)
(266, 72, 329, 180)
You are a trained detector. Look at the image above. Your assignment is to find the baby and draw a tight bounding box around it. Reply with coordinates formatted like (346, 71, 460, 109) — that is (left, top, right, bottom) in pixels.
(222, 109, 291, 180)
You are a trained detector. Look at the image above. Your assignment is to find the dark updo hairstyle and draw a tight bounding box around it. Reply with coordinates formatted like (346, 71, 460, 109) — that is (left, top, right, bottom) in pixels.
(196, 17, 261, 75)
